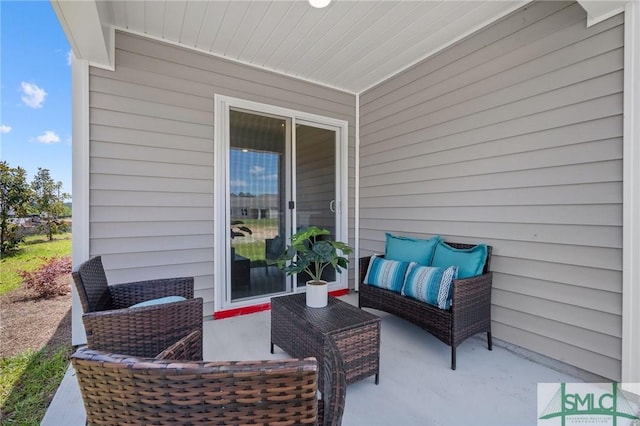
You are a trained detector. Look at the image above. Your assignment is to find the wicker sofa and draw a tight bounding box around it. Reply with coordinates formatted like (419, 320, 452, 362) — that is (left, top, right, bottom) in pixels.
(359, 242, 493, 370)
(72, 329, 346, 425)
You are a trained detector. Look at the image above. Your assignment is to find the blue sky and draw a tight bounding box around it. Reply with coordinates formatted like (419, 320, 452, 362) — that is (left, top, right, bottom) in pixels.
(1, 1, 72, 197)
(230, 148, 280, 195)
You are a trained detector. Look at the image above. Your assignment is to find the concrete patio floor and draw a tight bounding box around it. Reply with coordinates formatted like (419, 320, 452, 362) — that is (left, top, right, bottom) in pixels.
(43, 292, 606, 426)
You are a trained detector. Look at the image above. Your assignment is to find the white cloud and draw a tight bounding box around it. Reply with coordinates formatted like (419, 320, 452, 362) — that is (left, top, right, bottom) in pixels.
(261, 173, 279, 181)
(0, 124, 11, 133)
(20, 82, 47, 108)
(231, 179, 248, 188)
(67, 49, 73, 66)
(250, 165, 265, 175)
(36, 130, 61, 144)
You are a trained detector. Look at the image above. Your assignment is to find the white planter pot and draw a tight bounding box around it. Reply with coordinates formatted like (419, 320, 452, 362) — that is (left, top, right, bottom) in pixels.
(306, 280, 328, 308)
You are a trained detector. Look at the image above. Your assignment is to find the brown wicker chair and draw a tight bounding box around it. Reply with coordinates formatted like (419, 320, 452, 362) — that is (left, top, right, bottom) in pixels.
(72, 255, 204, 359)
(72, 329, 347, 426)
(359, 242, 493, 370)
(317, 336, 347, 426)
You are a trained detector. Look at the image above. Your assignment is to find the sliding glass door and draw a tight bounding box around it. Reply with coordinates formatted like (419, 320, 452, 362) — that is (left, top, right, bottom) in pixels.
(215, 96, 348, 311)
(228, 109, 288, 300)
(294, 122, 338, 287)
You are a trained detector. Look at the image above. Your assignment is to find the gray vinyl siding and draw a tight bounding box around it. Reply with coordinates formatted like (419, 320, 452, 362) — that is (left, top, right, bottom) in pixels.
(359, 1, 623, 380)
(89, 31, 356, 316)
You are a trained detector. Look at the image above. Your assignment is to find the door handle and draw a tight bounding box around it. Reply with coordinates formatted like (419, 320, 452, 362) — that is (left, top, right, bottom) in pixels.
(330, 200, 336, 213)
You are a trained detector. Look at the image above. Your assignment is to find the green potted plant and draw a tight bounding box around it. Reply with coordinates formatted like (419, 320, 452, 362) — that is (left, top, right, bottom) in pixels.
(275, 225, 352, 308)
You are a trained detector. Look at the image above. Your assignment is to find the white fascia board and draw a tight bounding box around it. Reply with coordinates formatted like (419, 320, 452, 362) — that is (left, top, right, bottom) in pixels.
(50, 0, 114, 70)
(577, 0, 626, 26)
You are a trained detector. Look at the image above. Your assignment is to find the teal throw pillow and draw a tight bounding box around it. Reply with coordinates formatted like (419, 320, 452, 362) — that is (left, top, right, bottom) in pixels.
(385, 233, 441, 265)
(431, 242, 487, 278)
(364, 255, 411, 293)
(129, 295, 186, 308)
(401, 264, 458, 310)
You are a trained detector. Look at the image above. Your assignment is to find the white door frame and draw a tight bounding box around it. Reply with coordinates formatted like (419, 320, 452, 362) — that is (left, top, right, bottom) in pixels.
(213, 95, 349, 313)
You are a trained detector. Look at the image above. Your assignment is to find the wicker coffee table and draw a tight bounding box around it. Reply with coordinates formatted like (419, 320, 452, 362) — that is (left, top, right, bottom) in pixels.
(270, 293, 380, 390)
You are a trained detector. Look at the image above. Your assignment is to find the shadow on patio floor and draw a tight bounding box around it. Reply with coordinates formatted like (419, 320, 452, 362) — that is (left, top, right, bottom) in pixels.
(43, 293, 606, 426)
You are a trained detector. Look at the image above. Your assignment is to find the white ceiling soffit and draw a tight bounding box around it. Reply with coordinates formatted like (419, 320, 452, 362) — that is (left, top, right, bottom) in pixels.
(53, 0, 535, 93)
(106, 0, 532, 93)
(51, 0, 627, 94)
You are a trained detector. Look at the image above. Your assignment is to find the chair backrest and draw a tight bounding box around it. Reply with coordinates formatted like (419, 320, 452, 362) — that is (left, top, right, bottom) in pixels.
(72, 347, 320, 425)
(154, 329, 203, 360)
(265, 236, 285, 261)
(72, 256, 113, 313)
(319, 338, 347, 426)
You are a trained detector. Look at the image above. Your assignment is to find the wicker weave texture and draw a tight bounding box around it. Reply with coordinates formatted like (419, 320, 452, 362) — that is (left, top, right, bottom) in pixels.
(155, 329, 203, 360)
(271, 293, 380, 390)
(72, 347, 320, 425)
(358, 242, 493, 370)
(318, 338, 347, 426)
(72, 255, 204, 359)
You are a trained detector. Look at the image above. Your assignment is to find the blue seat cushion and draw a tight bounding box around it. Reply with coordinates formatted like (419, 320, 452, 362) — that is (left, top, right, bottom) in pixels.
(129, 295, 186, 308)
(401, 264, 458, 310)
(431, 241, 487, 278)
(364, 255, 411, 293)
(385, 233, 441, 265)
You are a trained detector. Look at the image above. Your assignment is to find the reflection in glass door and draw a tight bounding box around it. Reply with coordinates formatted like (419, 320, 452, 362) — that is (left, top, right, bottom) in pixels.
(217, 96, 348, 311)
(294, 123, 337, 288)
(229, 109, 288, 301)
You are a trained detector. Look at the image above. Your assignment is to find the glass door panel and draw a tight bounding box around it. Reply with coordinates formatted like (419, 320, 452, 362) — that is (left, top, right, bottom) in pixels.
(294, 123, 337, 288)
(229, 109, 287, 301)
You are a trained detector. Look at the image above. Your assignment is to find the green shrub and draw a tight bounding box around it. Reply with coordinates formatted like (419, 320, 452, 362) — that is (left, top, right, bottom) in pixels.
(18, 256, 72, 299)
(0, 223, 23, 257)
(0, 233, 71, 295)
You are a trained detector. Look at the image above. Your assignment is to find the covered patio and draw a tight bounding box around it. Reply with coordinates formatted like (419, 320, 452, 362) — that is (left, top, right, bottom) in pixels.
(46, 0, 640, 422)
(43, 293, 607, 425)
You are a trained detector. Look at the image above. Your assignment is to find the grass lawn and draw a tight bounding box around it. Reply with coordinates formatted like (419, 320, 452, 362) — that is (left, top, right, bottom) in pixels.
(0, 233, 72, 296)
(0, 346, 71, 425)
(232, 218, 278, 263)
(234, 240, 266, 262)
(0, 233, 72, 425)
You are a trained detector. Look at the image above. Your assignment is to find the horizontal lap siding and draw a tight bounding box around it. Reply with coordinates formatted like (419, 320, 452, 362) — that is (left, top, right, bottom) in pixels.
(359, 1, 623, 380)
(89, 31, 355, 316)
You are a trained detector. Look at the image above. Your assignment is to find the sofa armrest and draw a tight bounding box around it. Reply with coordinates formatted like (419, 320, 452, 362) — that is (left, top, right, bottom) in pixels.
(451, 272, 492, 305)
(450, 272, 493, 330)
(359, 256, 374, 285)
(109, 277, 195, 308)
